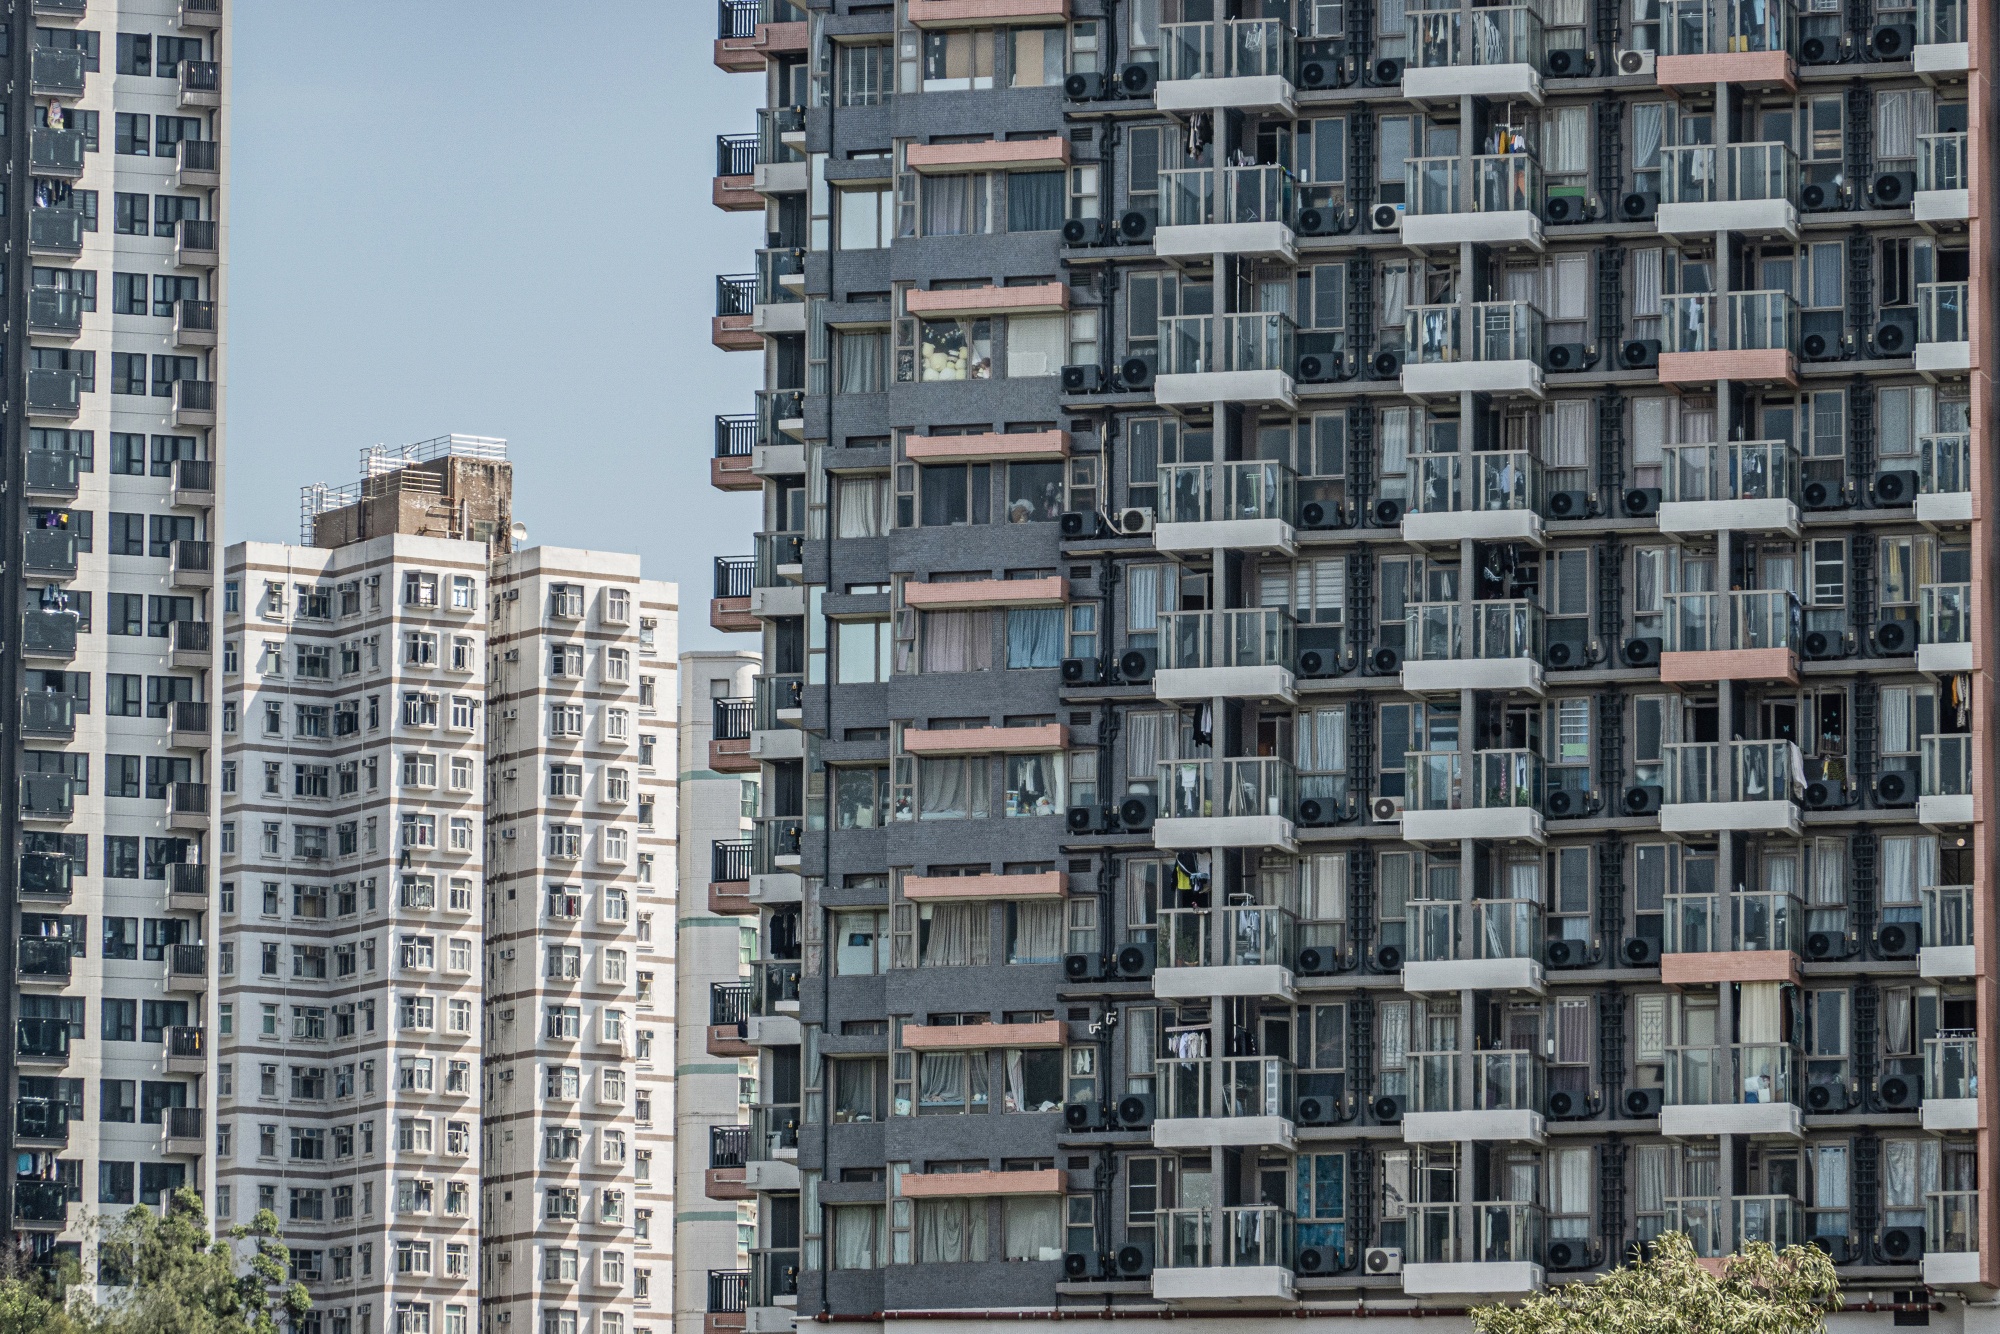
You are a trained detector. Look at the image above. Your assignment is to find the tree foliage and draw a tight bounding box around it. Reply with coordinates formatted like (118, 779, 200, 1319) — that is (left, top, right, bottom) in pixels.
(1471, 1230, 1841, 1334)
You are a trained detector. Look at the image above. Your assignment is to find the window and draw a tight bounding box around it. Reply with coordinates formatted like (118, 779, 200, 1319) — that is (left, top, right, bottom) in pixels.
(838, 187, 893, 249)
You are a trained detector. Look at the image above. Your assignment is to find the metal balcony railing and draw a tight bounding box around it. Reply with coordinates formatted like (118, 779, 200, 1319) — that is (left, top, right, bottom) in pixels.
(756, 386, 804, 438)
(754, 531, 804, 587)
(1406, 300, 1546, 364)
(709, 1268, 750, 1315)
(1407, 153, 1543, 217)
(711, 981, 751, 1028)
(1158, 906, 1297, 971)
(1660, 141, 1797, 206)
(713, 697, 754, 742)
(715, 413, 759, 459)
(1664, 290, 1799, 355)
(1158, 312, 1298, 377)
(716, 274, 757, 319)
(717, 133, 758, 177)
(1662, 890, 1804, 955)
(755, 960, 801, 1014)
(1406, 1201, 1545, 1265)
(1662, 440, 1799, 504)
(29, 127, 83, 176)
(167, 1026, 204, 1060)
(1735, 1196, 1806, 1250)
(1406, 749, 1544, 813)
(1923, 884, 1974, 950)
(29, 208, 82, 255)
(712, 839, 752, 883)
(714, 555, 756, 600)
(1407, 0, 1545, 67)
(1917, 0, 1966, 44)
(1662, 589, 1800, 653)
(755, 105, 805, 166)
(18, 938, 71, 980)
(755, 247, 805, 305)
(752, 817, 802, 874)
(1921, 583, 1972, 647)
(21, 610, 78, 659)
(1158, 757, 1298, 821)
(1157, 609, 1297, 673)
(710, 1124, 750, 1170)
(749, 1248, 800, 1306)
(753, 673, 804, 730)
(748, 1104, 800, 1160)
(1659, 0, 1795, 56)
(1159, 18, 1296, 81)
(1664, 1043, 1800, 1107)
(1922, 734, 1973, 798)
(1158, 459, 1296, 525)
(179, 139, 220, 175)
(16, 1017, 69, 1060)
(27, 287, 82, 337)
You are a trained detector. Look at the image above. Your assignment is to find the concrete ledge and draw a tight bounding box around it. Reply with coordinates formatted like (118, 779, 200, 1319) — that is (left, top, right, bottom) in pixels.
(904, 429, 1067, 463)
(1154, 221, 1296, 261)
(908, 0, 1071, 27)
(1153, 964, 1295, 1000)
(900, 1168, 1063, 1197)
(1657, 497, 1799, 535)
(1155, 369, 1297, 407)
(753, 302, 806, 335)
(1154, 665, 1296, 703)
(750, 585, 806, 619)
(1400, 210, 1544, 251)
(1659, 799, 1800, 834)
(749, 728, 803, 762)
(1155, 75, 1294, 115)
(1402, 360, 1544, 398)
(1660, 1101, 1801, 1138)
(906, 135, 1068, 171)
(1402, 1108, 1545, 1144)
(1657, 198, 1798, 239)
(1920, 794, 1976, 827)
(748, 873, 802, 904)
(1921, 944, 1977, 979)
(903, 871, 1063, 901)
(1401, 657, 1544, 696)
(749, 1015, 801, 1047)
(1403, 63, 1542, 103)
(904, 576, 1066, 610)
(1402, 508, 1543, 545)
(1152, 1116, 1296, 1150)
(1918, 641, 1975, 674)
(1154, 518, 1296, 554)
(1923, 1252, 1981, 1288)
(753, 443, 806, 476)
(1917, 492, 1973, 526)
(1401, 807, 1544, 844)
(1661, 950, 1800, 986)
(1916, 189, 1971, 224)
(1922, 1097, 1978, 1132)
(1915, 43, 1970, 75)
(903, 723, 1064, 756)
(1153, 815, 1297, 851)
(1917, 342, 1972, 375)
(1402, 1261, 1544, 1296)
(1152, 1266, 1296, 1303)
(1403, 957, 1544, 994)
(905, 1020, 1064, 1050)
(744, 1159, 801, 1193)
(907, 282, 1067, 319)
(753, 160, 807, 195)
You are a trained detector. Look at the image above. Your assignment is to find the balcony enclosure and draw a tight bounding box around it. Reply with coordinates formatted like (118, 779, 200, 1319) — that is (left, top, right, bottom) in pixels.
(1407, 898, 1542, 964)
(1407, 748, 1543, 814)
(1411, 449, 1542, 517)
(1661, 441, 1799, 505)
(1158, 312, 1297, 377)
(1664, 1043, 1799, 1107)
(1659, 142, 1797, 206)
(1157, 608, 1296, 674)
(1924, 1033, 1976, 1101)
(1735, 1196, 1806, 1250)
(1406, 301, 1545, 365)
(1929, 1191, 1979, 1256)
(749, 1103, 800, 1160)
(1661, 740, 1798, 805)
(1659, 0, 1795, 56)
(1158, 460, 1296, 526)
(1921, 583, 1971, 647)
(1157, 1056, 1296, 1121)
(1921, 432, 1970, 495)
(1407, 0, 1544, 69)
(1159, 757, 1297, 822)
(1406, 154, 1542, 219)
(1664, 291, 1798, 355)
(1158, 904, 1297, 972)
(1919, 282, 1968, 344)
(1922, 734, 1972, 799)
(1917, 0, 1966, 44)
(1661, 889, 1803, 955)
(1662, 590, 1799, 653)
(1407, 600, 1544, 665)
(1919, 133, 1966, 191)
(1923, 885, 1973, 949)
(1158, 165, 1297, 229)
(1158, 19, 1295, 82)
(1409, 1049, 1546, 1117)
(1405, 1201, 1545, 1267)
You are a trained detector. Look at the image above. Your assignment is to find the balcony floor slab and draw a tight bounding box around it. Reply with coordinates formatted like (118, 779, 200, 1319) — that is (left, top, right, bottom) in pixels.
(1155, 518, 1296, 554)
(1402, 360, 1544, 399)
(1658, 498, 1799, 536)
(1402, 1109, 1545, 1144)
(744, 1160, 801, 1193)
(748, 873, 803, 904)
(1659, 800, 1800, 835)
(1400, 210, 1544, 252)
(1401, 807, 1544, 845)
(1152, 1267, 1295, 1303)
(753, 302, 806, 336)
(754, 161, 807, 195)
(1657, 198, 1798, 240)
(1916, 342, 1972, 377)
(1404, 957, 1544, 995)
(1154, 221, 1296, 261)
(1155, 75, 1295, 115)
(1922, 1097, 1977, 1132)
(1923, 1252, 1981, 1289)
(1402, 509, 1543, 546)
(1920, 794, 1975, 828)
(1921, 944, 1976, 979)
(1915, 43, 1970, 75)
(1917, 492, 1973, 527)
(750, 727, 805, 761)
(1154, 665, 1296, 703)
(1152, 1115, 1296, 1151)
(1918, 642, 1974, 675)
(1659, 1101, 1801, 1138)
(750, 585, 806, 619)
(748, 1016, 801, 1046)
(1659, 647, 1798, 685)
(1401, 658, 1544, 696)
(1402, 1261, 1544, 1296)
(1155, 369, 1297, 408)
(1403, 62, 1542, 103)
(1153, 815, 1297, 852)
(1916, 189, 1970, 225)
(1153, 964, 1295, 1000)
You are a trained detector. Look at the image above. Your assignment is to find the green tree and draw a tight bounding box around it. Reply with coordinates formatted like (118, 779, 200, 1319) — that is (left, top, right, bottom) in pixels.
(1472, 1231, 1840, 1334)
(88, 1189, 310, 1334)
(0, 1248, 84, 1334)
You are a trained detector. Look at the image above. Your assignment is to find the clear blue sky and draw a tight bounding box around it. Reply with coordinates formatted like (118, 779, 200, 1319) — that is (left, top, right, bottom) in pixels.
(227, 1, 764, 650)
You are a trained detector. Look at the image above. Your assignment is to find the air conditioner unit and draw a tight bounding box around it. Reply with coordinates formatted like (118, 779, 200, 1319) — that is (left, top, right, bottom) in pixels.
(504, 588, 519, 601)
(1370, 201, 1405, 233)
(1114, 507, 1156, 536)
(503, 649, 519, 662)
(501, 829, 516, 840)
(502, 708, 518, 720)
(1615, 48, 1656, 76)
(1370, 795, 1404, 824)
(1364, 1247, 1403, 1276)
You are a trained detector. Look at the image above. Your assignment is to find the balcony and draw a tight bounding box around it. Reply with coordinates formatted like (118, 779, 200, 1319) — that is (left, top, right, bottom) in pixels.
(714, 132, 760, 210)
(1916, 131, 1968, 223)
(1659, 440, 1800, 535)
(20, 851, 73, 900)
(1156, 1057, 1296, 1150)
(164, 1106, 204, 1154)
(709, 697, 756, 773)
(1154, 608, 1296, 703)
(22, 692, 76, 741)
(907, 0, 1070, 26)
(29, 127, 84, 180)
(1155, 757, 1297, 851)
(711, 414, 761, 491)
(1917, 582, 1973, 675)
(28, 207, 82, 257)
(1919, 733, 1973, 827)
(1402, 600, 1544, 697)
(166, 782, 210, 834)
(168, 700, 212, 752)
(709, 981, 753, 1058)
(166, 942, 207, 992)
(748, 1247, 800, 1309)
(173, 378, 217, 428)
(17, 938, 72, 987)
(1921, 1034, 1977, 1131)
(753, 670, 804, 731)
(166, 1025, 205, 1074)
(707, 1124, 752, 1201)
(30, 46, 84, 97)
(176, 218, 219, 268)
(1405, 449, 1545, 549)
(27, 287, 83, 339)
(1660, 739, 1800, 834)
(753, 816, 802, 875)
(179, 0, 222, 27)
(14, 1181, 67, 1229)
(1403, 748, 1546, 845)
(1403, 1201, 1545, 1295)
(1404, 0, 1545, 98)
(1660, 890, 1803, 987)
(1660, 589, 1800, 686)
(177, 137, 220, 189)
(707, 1270, 749, 1334)
(1402, 300, 1546, 398)
(1656, 0, 1797, 89)
(1155, 164, 1297, 259)
(1924, 1191, 1980, 1288)
(16, 1017, 70, 1065)
(711, 556, 757, 634)
(1660, 1042, 1803, 1137)
(1153, 1206, 1296, 1302)
(171, 618, 212, 668)
(1921, 885, 1975, 978)
(1660, 290, 1798, 385)
(1918, 431, 1972, 525)
(1404, 898, 1545, 995)
(1916, 281, 1969, 376)
(1155, 311, 1298, 407)
(14, 1099, 68, 1147)
(1155, 459, 1297, 554)
(178, 59, 220, 107)
(1405, 1049, 1547, 1144)
(173, 297, 219, 350)
(713, 274, 760, 351)
(1403, 153, 1545, 250)
(26, 367, 80, 420)
(1156, 906, 1296, 999)
(715, 0, 807, 72)
(1156, 19, 1297, 114)
(33, 0, 88, 17)
(22, 610, 78, 663)
(709, 839, 753, 914)
(1657, 141, 1799, 238)
(19, 775, 74, 824)
(748, 1102, 800, 1181)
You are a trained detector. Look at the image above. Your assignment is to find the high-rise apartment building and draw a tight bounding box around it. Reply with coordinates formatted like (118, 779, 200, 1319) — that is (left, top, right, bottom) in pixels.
(673, 649, 762, 1334)
(707, 1, 1993, 1330)
(8, 0, 227, 1264)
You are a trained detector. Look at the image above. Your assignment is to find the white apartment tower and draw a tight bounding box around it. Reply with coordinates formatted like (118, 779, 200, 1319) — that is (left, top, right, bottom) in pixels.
(479, 547, 678, 1334)
(9, 0, 228, 1265)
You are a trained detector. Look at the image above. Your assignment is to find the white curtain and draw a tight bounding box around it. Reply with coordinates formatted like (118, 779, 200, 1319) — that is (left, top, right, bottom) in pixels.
(1301, 853, 1345, 921)
(1633, 1145, 1668, 1214)
(1126, 565, 1161, 633)
(1125, 711, 1165, 781)
(1552, 401, 1590, 469)
(837, 332, 887, 394)
(1379, 1000, 1409, 1073)
(1556, 1000, 1590, 1065)
(1815, 1145, 1849, 1209)
(1553, 1148, 1591, 1216)
(917, 1198, 987, 1263)
(920, 903, 983, 967)
(1546, 107, 1589, 176)
(1010, 901, 1063, 963)
(1005, 607, 1063, 669)
(1003, 1198, 1062, 1261)
(918, 1051, 966, 1106)
(1811, 840, 1845, 907)
(1631, 249, 1664, 317)
(835, 476, 890, 537)
(1006, 314, 1065, 379)
(1296, 708, 1345, 774)
(922, 611, 994, 674)
(1740, 982, 1783, 1046)
(1632, 105, 1664, 172)
(833, 1205, 881, 1269)
(1550, 254, 1589, 321)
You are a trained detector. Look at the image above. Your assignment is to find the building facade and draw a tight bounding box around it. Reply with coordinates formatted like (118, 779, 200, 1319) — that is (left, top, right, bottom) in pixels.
(674, 649, 762, 1334)
(480, 546, 679, 1334)
(706, 1, 1995, 1330)
(8, 0, 227, 1264)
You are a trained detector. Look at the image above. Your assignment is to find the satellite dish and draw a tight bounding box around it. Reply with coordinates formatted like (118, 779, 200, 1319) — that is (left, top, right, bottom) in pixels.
(509, 522, 528, 545)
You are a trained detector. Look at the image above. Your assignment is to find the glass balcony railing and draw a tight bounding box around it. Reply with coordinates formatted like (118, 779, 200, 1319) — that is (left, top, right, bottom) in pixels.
(749, 1248, 800, 1306)
(1407, 0, 1545, 68)
(1924, 1033, 1977, 1101)
(755, 104, 804, 166)
(1661, 440, 1799, 503)
(1406, 599, 1544, 664)
(1919, 282, 1968, 344)
(1662, 589, 1800, 653)
(1158, 312, 1298, 377)
(1406, 1202, 1546, 1266)
(1157, 459, 1298, 525)
(1406, 749, 1544, 813)
(1929, 1191, 1980, 1256)
(1158, 905, 1298, 971)
(1410, 899, 1546, 964)
(1662, 740, 1799, 805)
(1406, 154, 1543, 217)
(1919, 132, 1967, 192)
(748, 1103, 800, 1160)
(1660, 0, 1795, 56)
(1663, 290, 1800, 355)
(1159, 165, 1298, 228)
(1664, 1198, 1724, 1256)
(1735, 1196, 1806, 1250)
(1921, 583, 1972, 647)
(1660, 890, 1807, 956)
(1159, 757, 1298, 821)
(756, 247, 805, 306)
(1158, 1206, 1297, 1271)
(1922, 734, 1973, 798)
(1664, 1043, 1800, 1107)
(1406, 301, 1546, 364)
(1921, 433, 1971, 495)
(1157, 608, 1297, 673)
(1412, 449, 1542, 516)
(1923, 884, 1974, 950)
(1159, 19, 1296, 82)
(1157, 1057, 1297, 1121)
(1407, 1048, 1545, 1113)
(1917, 0, 1967, 45)
(1659, 142, 1797, 206)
